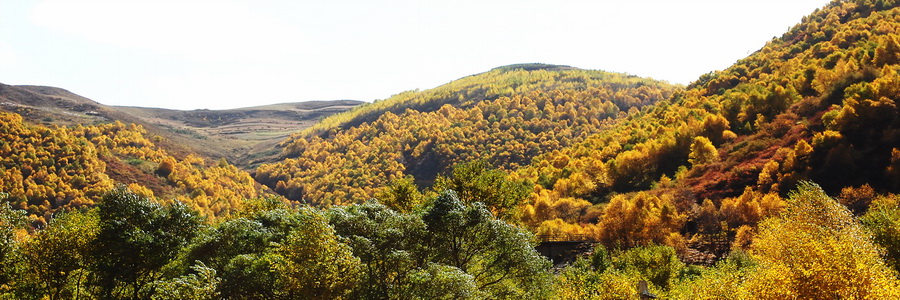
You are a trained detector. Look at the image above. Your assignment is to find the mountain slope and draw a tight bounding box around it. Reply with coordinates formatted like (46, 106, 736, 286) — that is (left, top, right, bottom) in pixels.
(0, 110, 267, 224)
(0, 83, 362, 168)
(256, 66, 681, 206)
(113, 100, 363, 168)
(516, 0, 900, 251)
(0, 84, 359, 224)
(0, 84, 110, 125)
(300, 63, 581, 136)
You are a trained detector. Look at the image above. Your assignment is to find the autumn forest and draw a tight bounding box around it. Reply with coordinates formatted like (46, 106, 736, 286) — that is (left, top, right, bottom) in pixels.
(3, 0, 900, 299)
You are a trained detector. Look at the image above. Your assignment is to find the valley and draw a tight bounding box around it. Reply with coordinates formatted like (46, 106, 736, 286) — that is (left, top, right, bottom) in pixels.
(2, 0, 900, 298)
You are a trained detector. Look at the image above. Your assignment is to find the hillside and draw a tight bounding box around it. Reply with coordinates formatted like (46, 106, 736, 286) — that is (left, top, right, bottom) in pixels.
(256, 0, 900, 296)
(0, 84, 112, 126)
(0, 110, 268, 225)
(3, 0, 900, 298)
(0, 83, 362, 168)
(300, 63, 582, 136)
(516, 0, 900, 259)
(113, 100, 363, 168)
(0, 84, 359, 224)
(256, 66, 681, 206)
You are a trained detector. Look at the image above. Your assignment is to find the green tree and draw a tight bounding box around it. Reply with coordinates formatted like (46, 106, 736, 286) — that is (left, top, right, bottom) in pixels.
(273, 207, 360, 299)
(433, 160, 530, 220)
(18, 210, 98, 300)
(91, 186, 203, 300)
(218, 254, 280, 300)
(180, 207, 360, 299)
(861, 194, 900, 274)
(182, 209, 301, 299)
(328, 201, 427, 299)
(553, 257, 642, 300)
(179, 218, 272, 273)
(611, 245, 685, 290)
(423, 190, 552, 298)
(0, 201, 26, 294)
(148, 262, 219, 300)
(329, 192, 551, 298)
(591, 244, 611, 273)
(396, 263, 485, 300)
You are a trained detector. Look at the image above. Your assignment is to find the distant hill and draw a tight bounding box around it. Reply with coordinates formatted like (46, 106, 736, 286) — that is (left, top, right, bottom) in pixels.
(113, 100, 363, 168)
(298, 63, 649, 137)
(0, 83, 363, 168)
(0, 83, 362, 223)
(0, 84, 110, 125)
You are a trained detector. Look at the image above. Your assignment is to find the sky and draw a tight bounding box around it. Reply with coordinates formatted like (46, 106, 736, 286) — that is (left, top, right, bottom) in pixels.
(0, 0, 833, 110)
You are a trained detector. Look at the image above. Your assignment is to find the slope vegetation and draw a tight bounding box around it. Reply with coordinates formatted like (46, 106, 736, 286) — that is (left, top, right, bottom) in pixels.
(519, 0, 900, 253)
(256, 66, 681, 206)
(0, 110, 268, 224)
(0, 85, 292, 224)
(3, 1, 900, 299)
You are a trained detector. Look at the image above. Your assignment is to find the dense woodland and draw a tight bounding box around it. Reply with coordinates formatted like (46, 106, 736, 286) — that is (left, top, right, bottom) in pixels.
(257, 67, 679, 206)
(517, 0, 900, 247)
(2, 0, 900, 298)
(0, 112, 267, 225)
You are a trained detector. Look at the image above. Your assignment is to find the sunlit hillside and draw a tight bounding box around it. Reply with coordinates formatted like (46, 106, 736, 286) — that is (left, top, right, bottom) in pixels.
(0, 111, 270, 224)
(257, 65, 681, 206)
(520, 0, 900, 243)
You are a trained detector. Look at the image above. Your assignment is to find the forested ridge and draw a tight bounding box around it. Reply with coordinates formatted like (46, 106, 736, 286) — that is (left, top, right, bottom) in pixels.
(257, 65, 679, 206)
(519, 0, 900, 244)
(3, 0, 900, 298)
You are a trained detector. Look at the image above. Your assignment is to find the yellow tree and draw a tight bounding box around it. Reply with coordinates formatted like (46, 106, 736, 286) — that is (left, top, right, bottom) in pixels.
(688, 136, 718, 166)
(743, 182, 900, 298)
(597, 192, 686, 249)
(273, 207, 360, 299)
(20, 210, 99, 300)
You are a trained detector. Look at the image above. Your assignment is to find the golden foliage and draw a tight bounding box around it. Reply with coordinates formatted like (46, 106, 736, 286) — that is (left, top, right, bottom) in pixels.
(743, 182, 900, 299)
(0, 112, 269, 221)
(0, 112, 113, 222)
(597, 192, 687, 249)
(517, 1, 900, 242)
(258, 68, 679, 206)
(688, 136, 718, 166)
(69, 122, 268, 220)
(718, 188, 784, 230)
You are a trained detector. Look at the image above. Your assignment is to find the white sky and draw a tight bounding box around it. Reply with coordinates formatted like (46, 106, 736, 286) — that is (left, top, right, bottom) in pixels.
(0, 0, 832, 110)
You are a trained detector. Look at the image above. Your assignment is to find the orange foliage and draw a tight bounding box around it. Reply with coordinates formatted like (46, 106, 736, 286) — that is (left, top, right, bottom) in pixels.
(597, 192, 687, 250)
(718, 188, 785, 230)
